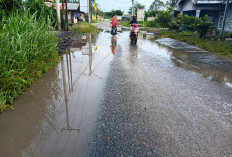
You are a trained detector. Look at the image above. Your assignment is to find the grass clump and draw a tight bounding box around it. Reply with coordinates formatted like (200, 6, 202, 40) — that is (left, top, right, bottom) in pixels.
(71, 23, 97, 34)
(119, 21, 144, 27)
(0, 11, 58, 112)
(159, 31, 232, 58)
(119, 21, 130, 27)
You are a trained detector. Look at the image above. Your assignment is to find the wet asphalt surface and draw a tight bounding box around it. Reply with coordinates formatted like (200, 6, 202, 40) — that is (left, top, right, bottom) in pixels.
(0, 22, 232, 157)
(88, 24, 232, 157)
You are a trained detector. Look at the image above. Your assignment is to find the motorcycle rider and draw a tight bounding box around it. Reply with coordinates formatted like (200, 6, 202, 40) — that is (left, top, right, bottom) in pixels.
(130, 15, 138, 25)
(129, 15, 138, 39)
(111, 16, 118, 29)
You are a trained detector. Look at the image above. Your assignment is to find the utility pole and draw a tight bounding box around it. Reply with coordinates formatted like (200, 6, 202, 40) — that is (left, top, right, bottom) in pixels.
(220, 0, 230, 40)
(62, 0, 65, 31)
(56, 0, 61, 31)
(132, 0, 135, 17)
(65, 0, 69, 31)
(88, 0, 91, 24)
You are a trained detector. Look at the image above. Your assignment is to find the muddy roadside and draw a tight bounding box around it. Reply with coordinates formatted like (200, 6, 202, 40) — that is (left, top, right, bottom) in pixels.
(56, 24, 102, 54)
(56, 31, 82, 54)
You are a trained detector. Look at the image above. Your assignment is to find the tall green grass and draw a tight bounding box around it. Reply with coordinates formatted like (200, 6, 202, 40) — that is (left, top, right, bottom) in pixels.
(0, 11, 58, 112)
(70, 23, 97, 34)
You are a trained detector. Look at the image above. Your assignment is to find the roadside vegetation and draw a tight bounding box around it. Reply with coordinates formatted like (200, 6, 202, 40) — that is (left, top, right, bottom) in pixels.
(159, 31, 232, 57)
(71, 22, 97, 34)
(0, 0, 58, 112)
(140, 10, 232, 58)
(119, 21, 144, 27)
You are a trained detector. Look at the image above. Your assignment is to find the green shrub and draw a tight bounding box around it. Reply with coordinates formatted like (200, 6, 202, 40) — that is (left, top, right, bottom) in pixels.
(144, 21, 158, 27)
(138, 21, 144, 27)
(183, 14, 197, 32)
(156, 11, 171, 28)
(224, 32, 232, 38)
(170, 14, 198, 32)
(196, 15, 214, 38)
(169, 20, 181, 31)
(170, 14, 215, 37)
(145, 10, 156, 20)
(119, 21, 130, 27)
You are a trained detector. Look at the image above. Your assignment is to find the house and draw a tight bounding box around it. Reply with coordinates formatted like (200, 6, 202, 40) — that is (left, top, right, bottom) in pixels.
(45, 2, 84, 24)
(64, 3, 81, 24)
(174, 0, 232, 32)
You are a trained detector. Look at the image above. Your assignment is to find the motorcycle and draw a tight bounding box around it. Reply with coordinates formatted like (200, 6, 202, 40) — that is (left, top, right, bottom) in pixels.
(111, 25, 117, 36)
(130, 24, 139, 44)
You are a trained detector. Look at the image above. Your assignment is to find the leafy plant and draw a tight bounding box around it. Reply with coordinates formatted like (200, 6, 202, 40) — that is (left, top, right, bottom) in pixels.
(145, 10, 156, 20)
(183, 14, 197, 32)
(156, 11, 171, 28)
(170, 14, 197, 32)
(196, 15, 214, 38)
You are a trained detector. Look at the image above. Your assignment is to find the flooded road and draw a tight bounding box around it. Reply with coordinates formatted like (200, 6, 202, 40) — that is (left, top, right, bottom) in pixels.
(0, 22, 232, 157)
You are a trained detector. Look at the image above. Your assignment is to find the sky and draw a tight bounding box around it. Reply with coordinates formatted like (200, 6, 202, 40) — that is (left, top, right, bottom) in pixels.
(96, 0, 168, 14)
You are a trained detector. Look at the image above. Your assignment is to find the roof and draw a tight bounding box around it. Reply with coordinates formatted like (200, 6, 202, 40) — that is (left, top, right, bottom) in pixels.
(176, 0, 195, 5)
(176, 0, 231, 5)
(45, 2, 79, 10)
(64, 3, 80, 10)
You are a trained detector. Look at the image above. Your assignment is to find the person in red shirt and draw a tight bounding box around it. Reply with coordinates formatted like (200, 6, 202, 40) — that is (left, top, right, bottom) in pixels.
(111, 16, 118, 28)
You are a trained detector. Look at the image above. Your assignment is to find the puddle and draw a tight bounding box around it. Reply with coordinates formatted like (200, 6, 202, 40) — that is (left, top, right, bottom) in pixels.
(156, 38, 207, 53)
(0, 32, 114, 157)
(0, 25, 232, 157)
(155, 38, 232, 84)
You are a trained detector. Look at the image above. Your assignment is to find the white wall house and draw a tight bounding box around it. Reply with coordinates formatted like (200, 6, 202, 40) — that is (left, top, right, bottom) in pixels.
(175, 0, 232, 32)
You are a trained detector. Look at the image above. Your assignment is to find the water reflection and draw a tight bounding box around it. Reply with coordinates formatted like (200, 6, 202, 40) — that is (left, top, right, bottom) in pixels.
(129, 44, 138, 58)
(88, 34, 93, 76)
(156, 38, 207, 53)
(110, 36, 117, 55)
(0, 32, 101, 157)
(61, 53, 80, 133)
(81, 34, 94, 76)
(168, 48, 232, 84)
(0, 64, 62, 157)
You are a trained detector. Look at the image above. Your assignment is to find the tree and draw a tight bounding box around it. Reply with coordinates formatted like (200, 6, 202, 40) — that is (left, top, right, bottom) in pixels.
(149, 0, 164, 12)
(156, 11, 171, 28)
(166, 0, 178, 8)
(165, 1, 174, 11)
(104, 10, 123, 18)
(128, 2, 145, 15)
(145, 10, 156, 20)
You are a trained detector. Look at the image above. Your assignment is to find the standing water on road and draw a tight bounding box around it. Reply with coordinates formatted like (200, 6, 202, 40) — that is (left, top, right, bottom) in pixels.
(0, 23, 232, 157)
(0, 32, 114, 157)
